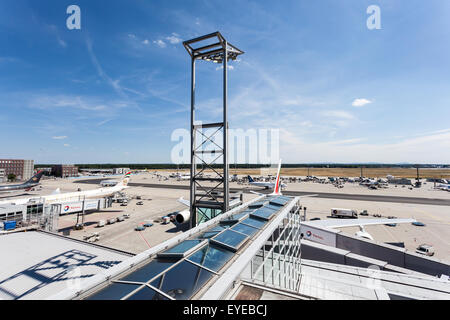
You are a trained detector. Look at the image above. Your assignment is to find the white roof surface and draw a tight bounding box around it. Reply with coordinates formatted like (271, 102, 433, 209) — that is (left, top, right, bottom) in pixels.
(299, 259, 450, 300)
(0, 231, 130, 300)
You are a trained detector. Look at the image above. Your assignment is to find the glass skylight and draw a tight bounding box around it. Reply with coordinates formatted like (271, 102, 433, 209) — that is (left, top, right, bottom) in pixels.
(186, 244, 234, 272)
(196, 225, 229, 239)
(85, 194, 294, 300)
(121, 259, 173, 283)
(269, 197, 290, 206)
(239, 217, 267, 229)
(149, 260, 214, 300)
(210, 229, 249, 251)
(248, 201, 267, 208)
(87, 282, 142, 300)
(231, 223, 259, 237)
(250, 206, 278, 220)
(127, 285, 169, 300)
(157, 239, 205, 258)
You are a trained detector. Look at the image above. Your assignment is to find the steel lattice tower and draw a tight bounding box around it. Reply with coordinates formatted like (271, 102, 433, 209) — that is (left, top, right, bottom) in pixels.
(183, 32, 244, 228)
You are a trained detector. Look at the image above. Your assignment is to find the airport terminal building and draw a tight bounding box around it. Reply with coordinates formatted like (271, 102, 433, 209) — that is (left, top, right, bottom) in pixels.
(0, 159, 34, 181)
(43, 195, 449, 301)
(51, 164, 79, 178)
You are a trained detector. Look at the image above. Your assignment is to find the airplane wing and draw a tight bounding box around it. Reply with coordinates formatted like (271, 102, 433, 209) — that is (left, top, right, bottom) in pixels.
(177, 197, 190, 207)
(303, 218, 416, 229)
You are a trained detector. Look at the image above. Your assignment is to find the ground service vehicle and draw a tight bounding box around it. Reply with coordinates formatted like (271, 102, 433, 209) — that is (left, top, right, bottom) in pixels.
(416, 244, 435, 256)
(331, 208, 358, 218)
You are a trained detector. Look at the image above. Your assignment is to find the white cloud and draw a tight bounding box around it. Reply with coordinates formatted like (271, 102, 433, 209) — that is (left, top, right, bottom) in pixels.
(352, 98, 372, 107)
(165, 33, 182, 44)
(30, 95, 108, 111)
(86, 37, 128, 99)
(154, 39, 166, 48)
(299, 121, 313, 128)
(142, 39, 150, 45)
(52, 136, 67, 140)
(0, 57, 18, 64)
(63, 144, 70, 147)
(97, 119, 113, 126)
(321, 110, 355, 120)
(327, 138, 365, 145)
(278, 128, 450, 163)
(58, 39, 67, 48)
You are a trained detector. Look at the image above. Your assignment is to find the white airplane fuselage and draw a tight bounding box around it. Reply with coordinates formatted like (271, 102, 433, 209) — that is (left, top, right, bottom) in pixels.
(248, 177, 286, 190)
(0, 178, 129, 206)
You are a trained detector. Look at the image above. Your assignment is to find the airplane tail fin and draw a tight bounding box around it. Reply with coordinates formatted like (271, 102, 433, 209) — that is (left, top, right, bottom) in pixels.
(25, 171, 44, 184)
(247, 175, 254, 183)
(271, 159, 282, 196)
(120, 171, 132, 187)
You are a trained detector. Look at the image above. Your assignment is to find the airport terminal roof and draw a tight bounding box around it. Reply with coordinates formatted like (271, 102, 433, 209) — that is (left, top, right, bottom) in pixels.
(0, 231, 131, 300)
(297, 259, 450, 300)
(49, 194, 297, 300)
(83, 195, 294, 300)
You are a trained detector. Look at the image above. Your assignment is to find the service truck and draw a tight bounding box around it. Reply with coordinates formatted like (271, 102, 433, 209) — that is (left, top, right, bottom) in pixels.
(331, 208, 358, 218)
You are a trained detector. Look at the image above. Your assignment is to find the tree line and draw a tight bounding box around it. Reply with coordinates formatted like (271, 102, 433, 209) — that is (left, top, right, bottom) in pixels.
(35, 163, 450, 170)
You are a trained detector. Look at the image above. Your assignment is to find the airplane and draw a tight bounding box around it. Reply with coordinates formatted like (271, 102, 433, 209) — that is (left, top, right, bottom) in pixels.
(169, 172, 190, 180)
(177, 173, 190, 181)
(435, 184, 450, 191)
(0, 171, 132, 205)
(247, 160, 286, 191)
(100, 179, 119, 187)
(359, 178, 377, 187)
(303, 217, 416, 242)
(356, 225, 374, 241)
(0, 171, 44, 194)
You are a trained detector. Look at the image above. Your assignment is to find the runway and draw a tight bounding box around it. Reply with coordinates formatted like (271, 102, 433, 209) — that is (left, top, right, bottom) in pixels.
(76, 179, 450, 206)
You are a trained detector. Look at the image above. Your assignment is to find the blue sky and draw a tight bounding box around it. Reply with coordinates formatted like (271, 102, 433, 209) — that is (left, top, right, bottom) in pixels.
(0, 0, 449, 164)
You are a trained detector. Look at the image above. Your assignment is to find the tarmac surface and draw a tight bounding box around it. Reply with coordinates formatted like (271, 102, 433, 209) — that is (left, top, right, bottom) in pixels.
(76, 179, 450, 206)
(2, 173, 448, 259)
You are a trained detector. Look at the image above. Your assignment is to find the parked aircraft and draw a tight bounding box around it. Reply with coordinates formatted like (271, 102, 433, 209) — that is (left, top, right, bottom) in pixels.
(169, 172, 190, 180)
(0, 172, 131, 205)
(435, 184, 450, 191)
(177, 173, 190, 181)
(304, 218, 416, 242)
(0, 171, 44, 193)
(247, 160, 286, 191)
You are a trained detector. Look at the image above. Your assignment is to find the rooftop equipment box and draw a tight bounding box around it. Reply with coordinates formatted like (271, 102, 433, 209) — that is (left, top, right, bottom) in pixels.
(3, 221, 17, 231)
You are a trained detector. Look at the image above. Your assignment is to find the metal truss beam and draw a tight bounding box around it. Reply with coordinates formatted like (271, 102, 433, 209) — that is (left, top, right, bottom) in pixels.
(183, 32, 244, 228)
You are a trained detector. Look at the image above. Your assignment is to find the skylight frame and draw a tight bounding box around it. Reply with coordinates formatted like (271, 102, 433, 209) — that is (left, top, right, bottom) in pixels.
(210, 228, 250, 252)
(157, 239, 207, 258)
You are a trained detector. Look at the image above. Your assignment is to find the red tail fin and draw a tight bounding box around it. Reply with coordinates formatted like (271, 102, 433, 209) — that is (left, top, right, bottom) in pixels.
(272, 159, 282, 195)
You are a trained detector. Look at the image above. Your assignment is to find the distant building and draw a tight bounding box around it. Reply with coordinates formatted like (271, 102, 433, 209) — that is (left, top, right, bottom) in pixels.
(34, 167, 53, 176)
(0, 159, 34, 181)
(0, 169, 5, 183)
(113, 168, 130, 175)
(51, 164, 79, 178)
(79, 168, 113, 174)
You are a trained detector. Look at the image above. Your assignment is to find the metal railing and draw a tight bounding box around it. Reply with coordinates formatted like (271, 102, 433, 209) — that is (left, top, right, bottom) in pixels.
(250, 204, 302, 292)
